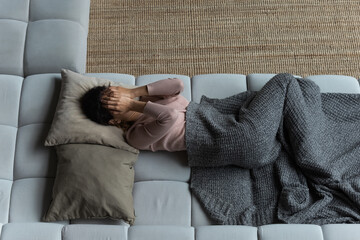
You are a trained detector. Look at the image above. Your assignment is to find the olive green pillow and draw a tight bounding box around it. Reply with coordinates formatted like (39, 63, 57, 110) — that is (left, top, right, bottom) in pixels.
(43, 143, 137, 225)
(44, 69, 138, 154)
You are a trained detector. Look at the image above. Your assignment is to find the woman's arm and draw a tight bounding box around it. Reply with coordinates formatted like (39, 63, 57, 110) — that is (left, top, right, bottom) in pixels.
(146, 78, 184, 97)
(126, 101, 179, 150)
(104, 78, 184, 101)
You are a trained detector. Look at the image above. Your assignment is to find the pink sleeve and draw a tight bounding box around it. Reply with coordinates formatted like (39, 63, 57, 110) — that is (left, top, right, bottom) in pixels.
(126, 101, 178, 149)
(141, 78, 184, 102)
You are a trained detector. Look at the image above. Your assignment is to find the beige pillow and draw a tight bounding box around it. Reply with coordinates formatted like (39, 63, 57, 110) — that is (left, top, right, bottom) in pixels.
(43, 143, 137, 224)
(44, 69, 138, 154)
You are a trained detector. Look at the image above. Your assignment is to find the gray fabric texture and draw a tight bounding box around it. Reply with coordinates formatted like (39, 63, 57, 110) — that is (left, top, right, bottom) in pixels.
(186, 73, 360, 226)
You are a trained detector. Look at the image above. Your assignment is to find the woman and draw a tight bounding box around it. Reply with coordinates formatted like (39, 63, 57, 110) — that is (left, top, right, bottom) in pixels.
(81, 78, 189, 152)
(80, 74, 360, 226)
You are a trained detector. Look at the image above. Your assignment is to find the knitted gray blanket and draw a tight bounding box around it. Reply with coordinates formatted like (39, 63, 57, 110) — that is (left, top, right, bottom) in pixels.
(185, 73, 360, 226)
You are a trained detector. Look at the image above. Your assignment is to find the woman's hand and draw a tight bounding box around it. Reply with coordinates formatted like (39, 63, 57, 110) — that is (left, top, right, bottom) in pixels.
(103, 86, 133, 99)
(101, 94, 133, 116)
(103, 85, 149, 100)
(102, 87, 148, 122)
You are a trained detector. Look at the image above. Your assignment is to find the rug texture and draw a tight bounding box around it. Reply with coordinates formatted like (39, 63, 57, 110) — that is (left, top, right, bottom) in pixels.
(87, 0, 360, 77)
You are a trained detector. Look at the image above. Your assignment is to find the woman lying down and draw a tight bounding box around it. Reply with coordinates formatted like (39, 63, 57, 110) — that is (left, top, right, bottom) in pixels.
(80, 77, 188, 152)
(79, 74, 360, 169)
(80, 73, 360, 226)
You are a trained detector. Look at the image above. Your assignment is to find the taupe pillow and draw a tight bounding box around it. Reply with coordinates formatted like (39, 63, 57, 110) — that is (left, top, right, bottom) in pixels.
(43, 143, 137, 224)
(44, 69, 138, 154)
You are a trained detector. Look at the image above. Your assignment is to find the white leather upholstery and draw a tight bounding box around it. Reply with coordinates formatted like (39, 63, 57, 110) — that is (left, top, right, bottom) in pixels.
(128, 226, 194, 240)
(0, 0, 29, 22)
(0, 0, 89, 77)
(62, 224, 128, 240)
(0, 22, 27, 76)
(0, 222, 63, 240)
(196, 226, 258, 240)
(191, 74, 247, 103)
(0, 127, 16, 180)
(0, 75, 22, 127)
(9, 178, 54, 223)
(18, 74, 62, 127)
(247, 74, 302, 91)
(14, 124, 57, 179)
(1, 0, 360, 239)
(134, 151, 190, 182)
(0, 180, 11, 223)
(258, 224, 324, 240)
(133, 181, 191, 226)
(306, 75, 360, 93)
(322, 224, 360, 240)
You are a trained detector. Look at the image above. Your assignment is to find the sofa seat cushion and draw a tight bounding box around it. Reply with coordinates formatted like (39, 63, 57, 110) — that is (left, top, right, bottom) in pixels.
(9, 178, 54, 222)
(18, 74, 62, 127)
(134, 151, 190, 182)
(0, 21, 27, 76)
(322, 224, 360, 240)
(133, 181, 191, 226)
(0, 126, 16, 180)
(0, 180, 11, 224)
(62, 224, 128, 240)
(258, 224, 324, 240)
(0, 223, 63, 240)
(128, 226, 194, 240)
(0, 75, 23, 127)
(15, 124, 57, 179)
(195, 225, 257, 240)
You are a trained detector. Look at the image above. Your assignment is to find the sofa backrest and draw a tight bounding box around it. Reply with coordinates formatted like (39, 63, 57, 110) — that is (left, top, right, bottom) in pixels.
(0, 0, 90, 76)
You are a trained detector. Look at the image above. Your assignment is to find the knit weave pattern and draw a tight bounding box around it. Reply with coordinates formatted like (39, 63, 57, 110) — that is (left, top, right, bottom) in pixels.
(186, 73, 360, 225)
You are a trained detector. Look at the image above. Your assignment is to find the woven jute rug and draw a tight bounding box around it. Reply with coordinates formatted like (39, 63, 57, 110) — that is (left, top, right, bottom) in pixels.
(87, 0, 360, 78)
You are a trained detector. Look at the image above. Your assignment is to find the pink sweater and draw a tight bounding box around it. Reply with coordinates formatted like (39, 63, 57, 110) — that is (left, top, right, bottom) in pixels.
(126, 78, 189, 152)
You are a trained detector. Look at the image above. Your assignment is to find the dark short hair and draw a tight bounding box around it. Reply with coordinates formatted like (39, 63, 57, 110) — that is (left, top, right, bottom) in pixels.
(80, 86, 112, 125)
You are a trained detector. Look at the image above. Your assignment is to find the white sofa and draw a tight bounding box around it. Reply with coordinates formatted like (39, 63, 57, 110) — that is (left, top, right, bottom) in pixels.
(1, 0, 360, 239)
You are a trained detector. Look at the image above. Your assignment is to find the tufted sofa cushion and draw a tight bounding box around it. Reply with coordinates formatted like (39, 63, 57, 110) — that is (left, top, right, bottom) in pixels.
(0, 0, 89, 76)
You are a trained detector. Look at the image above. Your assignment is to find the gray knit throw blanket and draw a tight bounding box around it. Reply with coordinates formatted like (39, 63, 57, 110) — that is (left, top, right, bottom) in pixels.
(185, 73, 360, 226)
